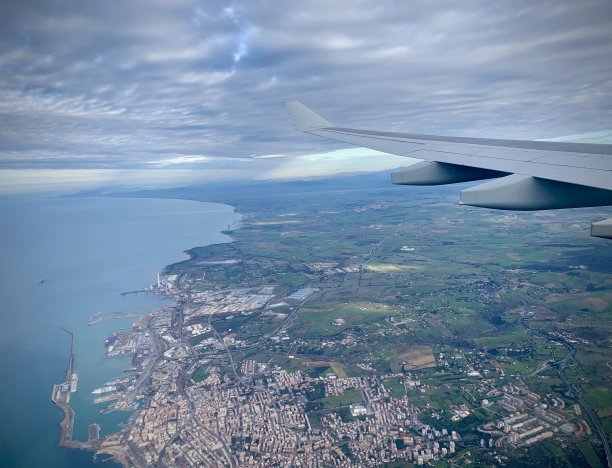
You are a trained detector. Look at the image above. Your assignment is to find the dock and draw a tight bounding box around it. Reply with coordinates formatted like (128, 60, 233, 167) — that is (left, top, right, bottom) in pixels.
(88, 423, 101, 445)
(93, 393, 121, 404)
(88, 311, 139, 326)
(120, 288, 149, 296)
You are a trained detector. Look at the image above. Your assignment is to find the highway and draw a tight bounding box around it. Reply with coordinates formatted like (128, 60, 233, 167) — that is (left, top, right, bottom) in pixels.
(555, 341, 611, 468)
(520, 298, 610, 468)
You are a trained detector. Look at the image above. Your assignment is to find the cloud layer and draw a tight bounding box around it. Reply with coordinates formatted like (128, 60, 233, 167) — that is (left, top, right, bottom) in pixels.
(1, 0, 611, 191)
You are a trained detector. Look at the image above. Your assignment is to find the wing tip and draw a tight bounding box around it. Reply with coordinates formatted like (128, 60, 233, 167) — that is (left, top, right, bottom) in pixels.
(285, 101, 332, 131)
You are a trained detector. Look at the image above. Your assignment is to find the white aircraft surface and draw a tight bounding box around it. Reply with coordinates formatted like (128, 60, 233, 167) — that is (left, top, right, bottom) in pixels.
(285, 101, 612, 239)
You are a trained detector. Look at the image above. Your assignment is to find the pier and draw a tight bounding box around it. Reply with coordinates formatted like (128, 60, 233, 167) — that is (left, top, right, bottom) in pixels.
(88, 423, 101, 445)
(88, 311, 139, 326)
(93, 393, 121, 405)
(51, 328, 97, 451)
(120, 288, 150, 296)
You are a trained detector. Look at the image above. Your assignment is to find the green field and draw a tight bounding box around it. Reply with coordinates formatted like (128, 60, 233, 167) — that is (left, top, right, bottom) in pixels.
(292, 302, 397, 337)
(144, 174, 612, 466)
(312, 388, 363, 409)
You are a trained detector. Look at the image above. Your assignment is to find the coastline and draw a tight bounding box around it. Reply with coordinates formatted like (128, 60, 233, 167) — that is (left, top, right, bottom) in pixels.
(53, 197, 243, 467)
(42, 187, 612, 467)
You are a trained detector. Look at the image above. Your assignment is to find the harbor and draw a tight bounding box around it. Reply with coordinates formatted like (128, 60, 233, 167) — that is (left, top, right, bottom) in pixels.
(0, 196, 240, 466)
(50, 328, 100, 453)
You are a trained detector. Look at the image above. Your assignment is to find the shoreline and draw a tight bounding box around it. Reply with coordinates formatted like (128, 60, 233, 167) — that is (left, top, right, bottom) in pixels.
(60, 196, 244, 467)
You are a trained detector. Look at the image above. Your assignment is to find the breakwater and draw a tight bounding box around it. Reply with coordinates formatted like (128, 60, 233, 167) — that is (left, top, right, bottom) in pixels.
(51, 328, 98, 452)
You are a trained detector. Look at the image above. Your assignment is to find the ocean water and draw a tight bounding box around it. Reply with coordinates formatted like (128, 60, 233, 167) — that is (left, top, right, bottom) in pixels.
(0, 197, 240, 468)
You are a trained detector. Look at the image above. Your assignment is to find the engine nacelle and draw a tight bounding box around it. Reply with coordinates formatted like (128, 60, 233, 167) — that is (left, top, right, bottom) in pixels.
(391, 161, 507, 186)
(591, 219, 612, 239)
(460, 174, 612, 210)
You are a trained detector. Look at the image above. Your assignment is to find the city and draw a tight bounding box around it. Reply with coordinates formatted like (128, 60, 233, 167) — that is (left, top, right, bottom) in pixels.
(49, 178, 611, 467)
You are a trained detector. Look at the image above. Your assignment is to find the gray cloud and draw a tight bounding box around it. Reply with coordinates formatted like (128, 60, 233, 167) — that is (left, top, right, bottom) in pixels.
(0, 0, 611, 180)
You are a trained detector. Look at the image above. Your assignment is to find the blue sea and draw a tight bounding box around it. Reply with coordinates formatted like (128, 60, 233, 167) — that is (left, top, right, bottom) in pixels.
(0, 197, 240, 468)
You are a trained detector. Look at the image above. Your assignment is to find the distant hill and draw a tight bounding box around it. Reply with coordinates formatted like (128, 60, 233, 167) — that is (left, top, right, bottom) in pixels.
(85, 171, 464, 208)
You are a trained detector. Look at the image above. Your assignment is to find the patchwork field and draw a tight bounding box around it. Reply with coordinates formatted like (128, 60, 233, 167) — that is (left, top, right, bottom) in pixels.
(392, 346, 436, 371)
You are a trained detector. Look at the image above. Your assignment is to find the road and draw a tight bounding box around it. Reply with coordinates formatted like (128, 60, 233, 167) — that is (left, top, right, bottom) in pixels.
(555, 340, 611, 468)
(519, 299, 611, 468)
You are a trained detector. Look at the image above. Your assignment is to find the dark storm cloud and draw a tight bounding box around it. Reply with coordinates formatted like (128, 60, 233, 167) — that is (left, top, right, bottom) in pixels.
(1, 0, 611, 173)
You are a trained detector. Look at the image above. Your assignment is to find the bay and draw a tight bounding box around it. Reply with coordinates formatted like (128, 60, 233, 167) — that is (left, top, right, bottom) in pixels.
(0, 196, 240, 468)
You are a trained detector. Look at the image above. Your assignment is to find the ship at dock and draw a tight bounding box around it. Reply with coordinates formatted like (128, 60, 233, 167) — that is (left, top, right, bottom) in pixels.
(70, 373, 78, 393)
(91, 385, 117, 395)
(103, 335, 116, 347)
(104, 377, 132, 386)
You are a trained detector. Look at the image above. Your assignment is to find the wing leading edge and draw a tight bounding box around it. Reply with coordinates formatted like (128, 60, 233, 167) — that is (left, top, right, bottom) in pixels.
(285, 101, 612, 239)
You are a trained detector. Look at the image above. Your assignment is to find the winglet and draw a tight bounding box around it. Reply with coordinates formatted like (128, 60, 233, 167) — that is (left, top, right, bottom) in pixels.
(285, 101, 332, 131)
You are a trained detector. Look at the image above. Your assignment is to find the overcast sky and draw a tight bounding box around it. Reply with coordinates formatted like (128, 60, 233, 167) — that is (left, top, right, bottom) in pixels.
(1, 0, 612, 193)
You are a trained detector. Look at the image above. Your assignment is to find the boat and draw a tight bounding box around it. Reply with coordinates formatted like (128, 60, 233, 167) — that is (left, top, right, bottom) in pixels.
(91, 385, 117, 395)
(70, 373, 78, 393)
(104, 377, 131, 386)
(104, 335, 116, 347)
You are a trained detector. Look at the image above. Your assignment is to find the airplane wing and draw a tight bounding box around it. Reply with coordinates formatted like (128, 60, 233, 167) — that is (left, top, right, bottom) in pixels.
(285, 101, 612, 239)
